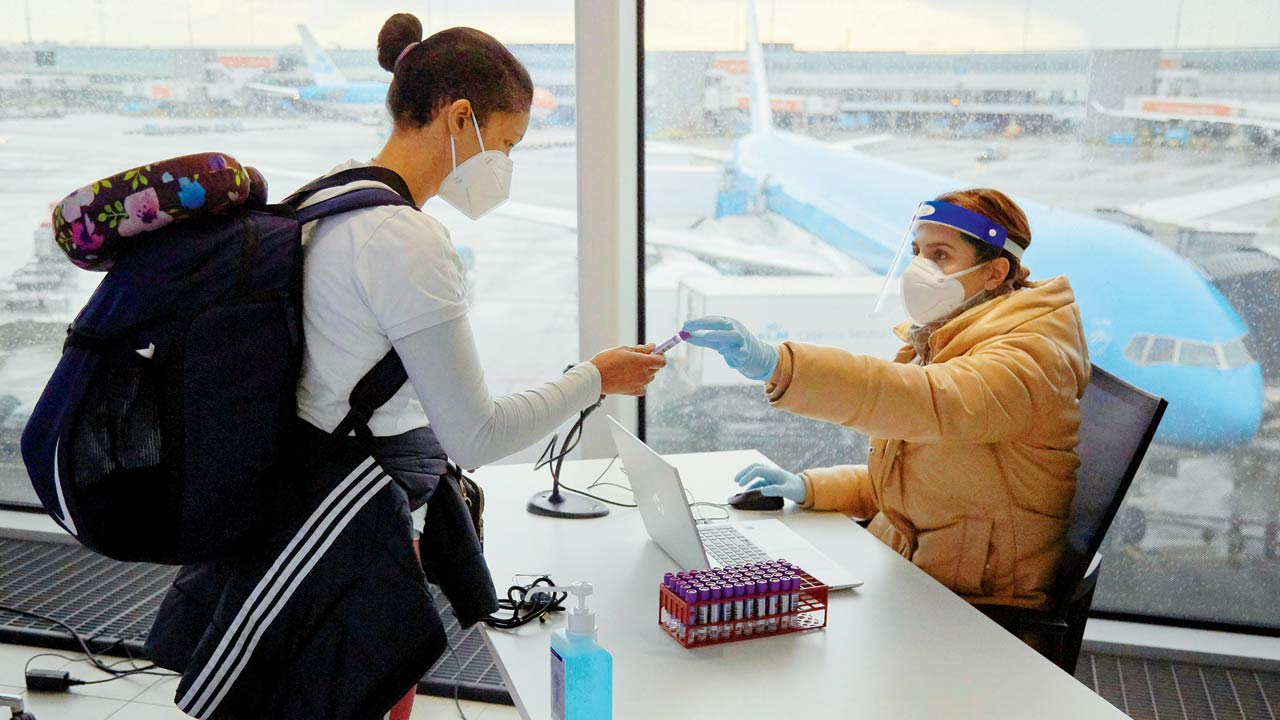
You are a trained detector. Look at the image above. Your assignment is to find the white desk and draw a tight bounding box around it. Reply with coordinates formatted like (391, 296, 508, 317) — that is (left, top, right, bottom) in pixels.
(473, 449, 1126, 720)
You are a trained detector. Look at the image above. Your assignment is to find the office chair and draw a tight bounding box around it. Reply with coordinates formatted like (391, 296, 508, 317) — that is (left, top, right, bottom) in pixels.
(979, 364, 1168, 674)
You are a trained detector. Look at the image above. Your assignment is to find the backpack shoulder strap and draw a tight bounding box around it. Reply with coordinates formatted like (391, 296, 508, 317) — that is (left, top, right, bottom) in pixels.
(285, 166, 418, 225)
(283, 165, 415, 207)
(332, 349, 408, 442)
(293, 187, 414, 226)
(288, 167, 417, 441)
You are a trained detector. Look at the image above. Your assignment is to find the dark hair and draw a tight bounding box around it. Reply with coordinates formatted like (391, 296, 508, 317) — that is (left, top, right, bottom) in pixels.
(377, 14, 534, 128)
(936, 188, 1032, 290)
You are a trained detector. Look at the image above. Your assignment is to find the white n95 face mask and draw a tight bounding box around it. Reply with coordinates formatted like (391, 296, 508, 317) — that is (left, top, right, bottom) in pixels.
(437, 111, 513, 220)
(900, 256, 987, 325)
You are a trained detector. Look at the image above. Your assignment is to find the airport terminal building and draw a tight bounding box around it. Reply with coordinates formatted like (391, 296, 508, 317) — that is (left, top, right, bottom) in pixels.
(6, 42, 1280, 139)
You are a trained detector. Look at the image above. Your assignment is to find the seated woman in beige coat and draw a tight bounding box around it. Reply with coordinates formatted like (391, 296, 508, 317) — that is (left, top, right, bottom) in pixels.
(683, 188, 1090, 611)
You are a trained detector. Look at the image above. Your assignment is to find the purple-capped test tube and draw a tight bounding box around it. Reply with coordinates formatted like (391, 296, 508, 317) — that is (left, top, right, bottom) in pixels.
(767, 577, 782, 632)
(781, 575, 798, 629)
(679, 579, 693, 627)
(779, 580, 791, 630)
(696, 587, 711, 643)
(654, 330, 691, 355)
(722, 583, 735, 626)
(737, 576, 747, 632)
(680, 589, 691, 638)
(662, 573, 675, 629)
(754, 578, 769, 633)
(708, 586, 723, 640)
(731, 581, 746, 636)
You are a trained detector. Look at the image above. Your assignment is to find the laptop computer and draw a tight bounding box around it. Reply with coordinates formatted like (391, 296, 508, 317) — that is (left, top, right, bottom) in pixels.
(607, 417, 861, 590)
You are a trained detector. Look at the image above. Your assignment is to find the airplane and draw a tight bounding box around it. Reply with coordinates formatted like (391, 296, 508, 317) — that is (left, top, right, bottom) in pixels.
(695, 0, 1265, 449)
(242, 25, 391, 122)
(246, 26, 560, 125)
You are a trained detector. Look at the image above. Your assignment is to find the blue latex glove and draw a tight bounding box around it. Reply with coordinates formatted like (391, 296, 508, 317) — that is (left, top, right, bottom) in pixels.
(734, 463, 807, 504)
(681, 316, 779, 382)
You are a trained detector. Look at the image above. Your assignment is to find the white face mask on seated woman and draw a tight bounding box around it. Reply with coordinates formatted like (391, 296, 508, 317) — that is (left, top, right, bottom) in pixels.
(874, 199, 1025, 326)
(899, 257, 994, 325)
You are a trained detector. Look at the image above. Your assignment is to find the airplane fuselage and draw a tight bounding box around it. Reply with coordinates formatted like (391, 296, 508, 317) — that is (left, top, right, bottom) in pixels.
(297, 82, 389, 106)
(729, 130, 1263, 449)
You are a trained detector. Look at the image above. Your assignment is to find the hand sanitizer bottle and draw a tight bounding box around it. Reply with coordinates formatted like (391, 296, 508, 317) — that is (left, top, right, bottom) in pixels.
(547, 582, 612, 719)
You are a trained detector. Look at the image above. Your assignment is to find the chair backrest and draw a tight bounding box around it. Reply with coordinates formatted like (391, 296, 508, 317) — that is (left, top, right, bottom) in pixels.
(1053, 364, 1168, 603)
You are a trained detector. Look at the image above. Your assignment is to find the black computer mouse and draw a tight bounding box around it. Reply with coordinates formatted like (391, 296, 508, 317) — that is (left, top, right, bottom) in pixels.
(727, 489, 784, 511)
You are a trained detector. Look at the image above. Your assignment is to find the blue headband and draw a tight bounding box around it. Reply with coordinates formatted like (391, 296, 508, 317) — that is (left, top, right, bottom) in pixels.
(913, 200, 1022, 260)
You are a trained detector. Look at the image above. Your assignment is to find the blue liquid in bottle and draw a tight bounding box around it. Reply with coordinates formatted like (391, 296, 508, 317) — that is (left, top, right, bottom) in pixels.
(550, 627, 612, 719)
(549, 582, 611, 719)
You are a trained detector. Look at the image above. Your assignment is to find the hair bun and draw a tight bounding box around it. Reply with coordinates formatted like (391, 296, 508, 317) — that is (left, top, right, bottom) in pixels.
(377, 13, 424, 73)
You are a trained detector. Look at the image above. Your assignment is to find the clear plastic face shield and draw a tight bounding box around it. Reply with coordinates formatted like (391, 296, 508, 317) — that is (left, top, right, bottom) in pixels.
(871, 200, 1021, 320)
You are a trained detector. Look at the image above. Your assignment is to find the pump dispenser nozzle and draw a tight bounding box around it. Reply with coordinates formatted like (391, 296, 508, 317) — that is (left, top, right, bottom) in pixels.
(542, 582, 596, 636)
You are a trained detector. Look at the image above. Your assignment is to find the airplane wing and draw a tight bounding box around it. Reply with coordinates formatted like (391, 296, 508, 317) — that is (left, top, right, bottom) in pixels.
(246, 82, 301, 100)
(647, 133, 892, 169)
(645, 142, 732, 164)
(492, 201, 835, 275)
(251, 167, 836, 275)
(1091, 101, 1280, 132)
(825, 133, 893, 151)
(245, 83, 386, 123)
(1122, 177, 1280, 234)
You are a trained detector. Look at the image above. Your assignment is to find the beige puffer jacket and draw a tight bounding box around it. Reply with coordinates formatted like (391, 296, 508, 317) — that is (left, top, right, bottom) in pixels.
(766, 277, 1090, 609)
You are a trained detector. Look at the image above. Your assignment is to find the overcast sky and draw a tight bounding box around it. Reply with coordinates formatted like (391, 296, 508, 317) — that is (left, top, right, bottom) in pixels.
(4, 0, 1279, 51)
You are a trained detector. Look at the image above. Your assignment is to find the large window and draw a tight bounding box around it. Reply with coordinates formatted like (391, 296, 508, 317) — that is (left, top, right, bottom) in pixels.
(642, 1, 1280, 631)
(0, 1, 577, 507)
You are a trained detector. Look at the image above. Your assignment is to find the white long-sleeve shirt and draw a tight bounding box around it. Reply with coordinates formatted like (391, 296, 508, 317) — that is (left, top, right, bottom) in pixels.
(393, 317, 599, 468)
(295, 161, 601, 469)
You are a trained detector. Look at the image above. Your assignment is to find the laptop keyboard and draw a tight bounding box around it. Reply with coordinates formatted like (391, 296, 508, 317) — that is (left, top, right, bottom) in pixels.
(699, 525, 771, 566)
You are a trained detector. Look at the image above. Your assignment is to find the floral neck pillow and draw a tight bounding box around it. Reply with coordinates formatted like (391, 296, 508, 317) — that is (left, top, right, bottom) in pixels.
(53, 152, 268, 271)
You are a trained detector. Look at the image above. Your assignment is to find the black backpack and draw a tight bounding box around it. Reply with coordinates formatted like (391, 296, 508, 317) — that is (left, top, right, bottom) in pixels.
(22, 161, 423, 564)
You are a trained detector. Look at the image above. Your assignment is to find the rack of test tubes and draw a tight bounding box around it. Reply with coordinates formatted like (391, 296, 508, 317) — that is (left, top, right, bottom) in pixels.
(657, 561, 828, 648)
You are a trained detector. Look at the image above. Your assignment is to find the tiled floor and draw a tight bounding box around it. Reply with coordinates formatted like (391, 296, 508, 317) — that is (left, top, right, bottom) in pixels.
(0, 642, 520, 720)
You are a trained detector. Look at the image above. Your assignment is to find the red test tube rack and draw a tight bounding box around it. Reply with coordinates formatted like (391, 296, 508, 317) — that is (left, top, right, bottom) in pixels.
(657, 561, 828, 649)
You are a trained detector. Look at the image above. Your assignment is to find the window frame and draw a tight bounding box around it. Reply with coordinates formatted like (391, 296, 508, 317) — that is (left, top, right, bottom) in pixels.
(1144, 336, 1178, 365)
(3, 0, 1277, 646)
(1176, 340, 1224, 369)
(1123, 334, 1151, 364)
(575, 0, 644, 457)
(1223, 338, 1255, 370)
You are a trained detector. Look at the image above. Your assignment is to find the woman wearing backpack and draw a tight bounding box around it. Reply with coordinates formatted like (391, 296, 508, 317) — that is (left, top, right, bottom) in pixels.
(146, 15, 662, 719)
